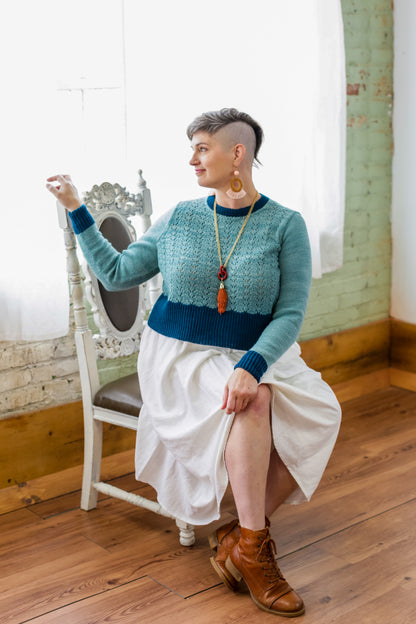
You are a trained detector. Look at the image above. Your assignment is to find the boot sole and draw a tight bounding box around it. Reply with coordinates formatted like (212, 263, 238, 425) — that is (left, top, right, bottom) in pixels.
(225, 557, 305, 618)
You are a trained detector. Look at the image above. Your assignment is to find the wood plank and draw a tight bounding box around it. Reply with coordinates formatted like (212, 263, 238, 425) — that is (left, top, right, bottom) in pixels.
(325, 584, 416, 624)
(291, 502, 416, 623)
(390, 318, 416, 374)
(0, 507, 42, 533)
(26, 576, 184, 624)
(0, 523, 174, 622)
(28, 472, 143, 519)
(0, 528, 107, 579)
(272, 454, 416, 556)
(317, 498, 416, 565)
(114, 511, 238, 597)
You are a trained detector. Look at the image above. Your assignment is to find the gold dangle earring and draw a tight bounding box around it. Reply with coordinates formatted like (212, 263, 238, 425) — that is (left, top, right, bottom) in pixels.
(226, 170, 247, 200)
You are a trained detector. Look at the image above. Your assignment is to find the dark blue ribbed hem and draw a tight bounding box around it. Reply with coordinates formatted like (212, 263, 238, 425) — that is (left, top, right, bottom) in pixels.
(148, 294, 271, 352)
(69, 204, 95, 234)
(234, 350, 268, 382)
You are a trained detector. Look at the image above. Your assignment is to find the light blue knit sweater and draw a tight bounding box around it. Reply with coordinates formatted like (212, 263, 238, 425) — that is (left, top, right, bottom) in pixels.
(69, 194, 312, 381)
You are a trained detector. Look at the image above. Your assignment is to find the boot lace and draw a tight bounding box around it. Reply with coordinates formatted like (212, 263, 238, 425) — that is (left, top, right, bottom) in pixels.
(257, 534, 286, 584)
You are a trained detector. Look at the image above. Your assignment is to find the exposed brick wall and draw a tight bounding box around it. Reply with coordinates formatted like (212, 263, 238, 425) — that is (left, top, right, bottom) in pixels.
(0, 0, 394, 417)
(300, 0, 393, 340)
(0, 321, 81, 416)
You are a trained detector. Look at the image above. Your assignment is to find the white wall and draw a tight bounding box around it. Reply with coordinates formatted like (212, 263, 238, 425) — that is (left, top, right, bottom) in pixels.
(391, 0, 416, 323)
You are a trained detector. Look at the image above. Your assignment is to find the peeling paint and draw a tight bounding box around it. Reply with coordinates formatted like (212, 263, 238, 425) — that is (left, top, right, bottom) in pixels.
(375, 75, 390, 97)
(348, 115, 369, 128)
(347, 83, 361, 95)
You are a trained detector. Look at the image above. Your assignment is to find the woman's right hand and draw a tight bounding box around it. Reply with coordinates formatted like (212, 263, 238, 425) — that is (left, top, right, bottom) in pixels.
(46, 174, 82, 212)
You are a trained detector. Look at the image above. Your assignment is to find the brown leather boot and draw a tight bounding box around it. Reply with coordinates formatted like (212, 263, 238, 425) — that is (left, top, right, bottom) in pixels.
(208, 519, 241, 591)
(226, 527, 305, 617)
(208, 518, 271, 592)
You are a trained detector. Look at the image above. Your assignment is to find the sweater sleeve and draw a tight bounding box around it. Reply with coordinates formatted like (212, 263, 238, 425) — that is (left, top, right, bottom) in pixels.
(235, 211, 312, 381)
(70, 204, 174, 291)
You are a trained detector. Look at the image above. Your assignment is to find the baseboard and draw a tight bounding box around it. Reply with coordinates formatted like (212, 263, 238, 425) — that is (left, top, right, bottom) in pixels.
(300, 319, 390, 386)
(390, 318, 416, 372)
(389, 318, 416, 391)
(390, 368, 416, 392)
(0, 401, 135, 490)
(1, 318, 415, 489)
(0, 448, 135, 515)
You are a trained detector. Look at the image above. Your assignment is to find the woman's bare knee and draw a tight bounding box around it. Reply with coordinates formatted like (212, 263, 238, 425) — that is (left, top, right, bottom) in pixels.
(247, 383, 271, 417)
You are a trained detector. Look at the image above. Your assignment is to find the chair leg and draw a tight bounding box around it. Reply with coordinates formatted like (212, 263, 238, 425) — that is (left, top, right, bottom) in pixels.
(176, 518, 195, 546)
(81, 417, 103, 511)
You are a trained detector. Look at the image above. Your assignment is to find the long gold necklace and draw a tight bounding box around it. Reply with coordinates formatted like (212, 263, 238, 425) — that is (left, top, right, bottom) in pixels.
(214, 192, 259, 314)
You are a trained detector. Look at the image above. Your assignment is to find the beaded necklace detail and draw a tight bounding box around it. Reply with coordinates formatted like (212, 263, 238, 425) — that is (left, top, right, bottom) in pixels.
(213, 192, 259, 314)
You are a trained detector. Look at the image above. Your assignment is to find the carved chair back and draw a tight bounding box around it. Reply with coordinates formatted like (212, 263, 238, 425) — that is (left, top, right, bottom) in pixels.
(81, 173, 153, 360)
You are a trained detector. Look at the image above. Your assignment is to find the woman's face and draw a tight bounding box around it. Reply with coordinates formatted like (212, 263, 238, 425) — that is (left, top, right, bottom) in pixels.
(189, 131, 233, 191)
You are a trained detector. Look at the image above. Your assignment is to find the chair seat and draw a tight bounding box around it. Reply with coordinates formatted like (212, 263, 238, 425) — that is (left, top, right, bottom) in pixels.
(93, 372, 142, 417)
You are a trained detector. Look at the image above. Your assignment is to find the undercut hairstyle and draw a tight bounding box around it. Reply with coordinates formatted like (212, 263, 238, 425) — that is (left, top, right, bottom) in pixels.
(187, 108, 264, 165)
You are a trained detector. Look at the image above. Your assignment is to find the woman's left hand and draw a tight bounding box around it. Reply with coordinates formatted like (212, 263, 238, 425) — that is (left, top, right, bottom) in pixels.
(222, 368, 258, 415)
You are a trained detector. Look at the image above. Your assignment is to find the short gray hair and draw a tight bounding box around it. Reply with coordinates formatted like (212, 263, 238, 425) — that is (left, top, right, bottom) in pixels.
(186, 108, 264, 164)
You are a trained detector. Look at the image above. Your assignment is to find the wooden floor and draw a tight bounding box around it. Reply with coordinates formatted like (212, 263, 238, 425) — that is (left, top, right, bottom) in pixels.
(1, 387, 416, 624)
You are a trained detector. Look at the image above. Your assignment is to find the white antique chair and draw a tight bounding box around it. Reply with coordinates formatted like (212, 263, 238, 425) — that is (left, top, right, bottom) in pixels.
(57, 170, 195, 546)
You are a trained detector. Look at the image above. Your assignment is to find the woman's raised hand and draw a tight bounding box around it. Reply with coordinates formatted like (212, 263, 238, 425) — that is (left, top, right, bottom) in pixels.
(46, 174, 82, 212)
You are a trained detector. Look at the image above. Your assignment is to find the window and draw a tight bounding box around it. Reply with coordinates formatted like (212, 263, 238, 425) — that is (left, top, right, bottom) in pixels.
(0, 0, 345, 340)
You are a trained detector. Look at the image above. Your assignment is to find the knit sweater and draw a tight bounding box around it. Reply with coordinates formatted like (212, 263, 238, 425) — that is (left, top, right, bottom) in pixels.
(69, 194, 312, 382)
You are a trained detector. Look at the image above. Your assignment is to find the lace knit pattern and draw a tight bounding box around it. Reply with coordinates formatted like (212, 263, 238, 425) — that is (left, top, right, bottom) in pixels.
(158, 197, 287, 315)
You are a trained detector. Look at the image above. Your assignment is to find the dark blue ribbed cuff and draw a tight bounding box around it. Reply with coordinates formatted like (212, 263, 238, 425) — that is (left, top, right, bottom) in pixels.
(234, 350, 268, 382)
(69, 204, 95, 234)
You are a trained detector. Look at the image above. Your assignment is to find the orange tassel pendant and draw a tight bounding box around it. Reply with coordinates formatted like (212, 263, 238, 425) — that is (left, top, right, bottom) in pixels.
(213, 193, 258, 315)
(217, 282, 228, 314)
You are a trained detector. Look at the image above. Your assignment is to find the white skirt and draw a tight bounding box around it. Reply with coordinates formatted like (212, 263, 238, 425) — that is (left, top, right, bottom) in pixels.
(135, 326, 341, 526)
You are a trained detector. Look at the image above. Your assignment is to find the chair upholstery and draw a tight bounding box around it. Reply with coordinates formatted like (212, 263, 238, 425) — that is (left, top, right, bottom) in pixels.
(57, 171, 195, 546)
(93, 372, 142, 417)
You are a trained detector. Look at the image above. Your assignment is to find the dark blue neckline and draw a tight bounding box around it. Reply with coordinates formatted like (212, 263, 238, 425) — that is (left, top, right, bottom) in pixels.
(206, 194, 269, 216)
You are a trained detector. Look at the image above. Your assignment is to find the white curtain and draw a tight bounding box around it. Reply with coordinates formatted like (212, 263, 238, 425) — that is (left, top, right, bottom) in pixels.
(0, 0, 345, 341)
(0, 1, 69, 341)
(122, 0, 346, 279)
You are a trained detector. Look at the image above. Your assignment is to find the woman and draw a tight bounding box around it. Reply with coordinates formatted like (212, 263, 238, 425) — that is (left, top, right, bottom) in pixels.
(47, 108, 341, 618)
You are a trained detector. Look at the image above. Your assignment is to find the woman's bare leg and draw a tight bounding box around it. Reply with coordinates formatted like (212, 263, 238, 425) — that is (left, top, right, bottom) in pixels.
(265, 448, 298, 517)
(225, 384, 298, 526)
(224, 384, 272, 530)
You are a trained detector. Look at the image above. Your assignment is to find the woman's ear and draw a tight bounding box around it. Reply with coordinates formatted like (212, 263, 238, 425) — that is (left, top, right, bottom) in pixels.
(233, 143, 246, 167)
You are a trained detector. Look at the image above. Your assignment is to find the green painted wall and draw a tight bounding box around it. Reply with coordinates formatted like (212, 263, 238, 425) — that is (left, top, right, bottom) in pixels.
(300, 0, 393, 340)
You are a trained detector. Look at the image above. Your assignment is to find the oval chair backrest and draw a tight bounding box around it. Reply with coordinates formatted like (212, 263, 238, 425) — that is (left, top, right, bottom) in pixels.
(96, 215, 140, 335)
